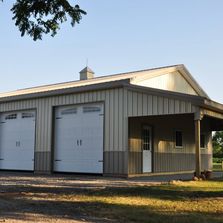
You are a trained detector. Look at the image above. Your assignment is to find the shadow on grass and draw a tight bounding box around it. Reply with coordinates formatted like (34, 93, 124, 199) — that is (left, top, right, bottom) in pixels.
(0, 195, 223, 223)
(0, 181, 223, 201)
(93, 185, 223, 200)
(0, 178, 222, 222)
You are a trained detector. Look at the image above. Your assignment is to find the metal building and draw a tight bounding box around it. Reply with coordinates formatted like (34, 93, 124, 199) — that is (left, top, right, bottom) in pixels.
(0, 64, 222, 177)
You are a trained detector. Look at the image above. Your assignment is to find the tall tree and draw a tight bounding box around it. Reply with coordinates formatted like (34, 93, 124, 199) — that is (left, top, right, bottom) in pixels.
(212, 131, 223, 158)
(1, 0, 86, 41)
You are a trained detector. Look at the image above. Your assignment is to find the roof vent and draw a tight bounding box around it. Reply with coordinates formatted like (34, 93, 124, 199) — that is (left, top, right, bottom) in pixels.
(79, 66, 95, 80)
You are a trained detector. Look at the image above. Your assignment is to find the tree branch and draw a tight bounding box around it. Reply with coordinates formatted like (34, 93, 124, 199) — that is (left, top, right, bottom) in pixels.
(2, 0, 86, 40)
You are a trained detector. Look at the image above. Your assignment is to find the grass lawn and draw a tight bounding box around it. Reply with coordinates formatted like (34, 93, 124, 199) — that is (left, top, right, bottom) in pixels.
(0, 175, 223, 222)
(20, 178, 222, 223)
(213, 162, 223, 171)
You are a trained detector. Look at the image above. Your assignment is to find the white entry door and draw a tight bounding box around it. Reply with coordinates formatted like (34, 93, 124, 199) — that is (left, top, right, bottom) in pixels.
(54, 103, 104, 173)
(142, 126, 152, 173)
(0, 111, 36, 171)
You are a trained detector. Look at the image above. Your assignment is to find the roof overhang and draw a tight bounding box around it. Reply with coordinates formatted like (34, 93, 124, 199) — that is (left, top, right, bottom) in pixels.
(0, 79, 130, 103)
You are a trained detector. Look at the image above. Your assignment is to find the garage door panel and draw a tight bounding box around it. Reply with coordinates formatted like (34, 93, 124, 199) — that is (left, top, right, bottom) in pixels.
(55, 159, 102, 173)
(54, 103, 104, 173)
(0, 160, 33, 171)
(4, 149, 34, 163)
(0, 110, 36, 171)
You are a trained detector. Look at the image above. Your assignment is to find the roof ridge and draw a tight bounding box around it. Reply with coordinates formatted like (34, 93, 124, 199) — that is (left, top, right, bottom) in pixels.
(12, 64, 182, 92)
(97, 64, 182, 79)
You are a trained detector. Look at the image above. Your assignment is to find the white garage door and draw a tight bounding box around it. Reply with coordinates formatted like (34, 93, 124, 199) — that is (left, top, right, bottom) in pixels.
(54, 103, 104, 173)
(0, 111, 36, 171)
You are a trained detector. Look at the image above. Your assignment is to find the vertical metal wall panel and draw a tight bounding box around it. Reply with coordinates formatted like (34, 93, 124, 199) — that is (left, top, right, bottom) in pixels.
(127, 90, 195, 117)
(175, 100, 180, 113)
(180, 101, 186, 113)
(88, 91, 93, 102)
(103, 88, 128, 175)
(168, 99, 175, 114)
(186, 103, 192, 113)
(80, 93, 85, 103)
(164, 98, 169, 114)
(142, 94, 148, 116)
(158, 97, 163, 115)
(137, 93, 143, 116)
(46, 100, 53, 153)
(147, 95, 153, 115)
(100, 91, 105, 101)
(123, 89, 129, 174)
(123, 89, 128, 151)
(92, 92, 96, 101)
(118, 89, 123, 151)
(152, 96, 158, 115)
(109, 90, 114, 152)
(133, 92, 138, 115)
(127, 91, 133, 117)
(104, 91, 110, 152)
(77, 94, 81, 103)
(114, 89, 119, 151)
(113, 152, 118, 174)
(153, 153, 212, 172)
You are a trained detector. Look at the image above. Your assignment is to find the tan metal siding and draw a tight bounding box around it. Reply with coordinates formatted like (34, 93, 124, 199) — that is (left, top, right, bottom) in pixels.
(114, 89, 119, 151)
(134, 71, 198, 96)
(137, 93, 143, 116)
(105, 91, 110, 151)
(127, 91, 133, 117)
(123, 89, 129, 174)
(0, 86, 202, 175)
(127, 90, 196, 117)
(0, 88, 128, 174)
(109, 90, 114, 152)
(153, 153, 212, 172)
(142, 94, 147, 116)
(118, 88, 123, 151)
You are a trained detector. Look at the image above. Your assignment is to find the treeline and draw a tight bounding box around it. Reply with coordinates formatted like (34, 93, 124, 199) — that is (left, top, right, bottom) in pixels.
(212, 131, 223, 163)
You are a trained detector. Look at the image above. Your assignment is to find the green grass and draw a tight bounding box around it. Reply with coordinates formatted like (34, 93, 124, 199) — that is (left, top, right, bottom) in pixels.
(213, 158, 223, 163)
(213, 163, 223, 171)
(28, 178, 223, 223)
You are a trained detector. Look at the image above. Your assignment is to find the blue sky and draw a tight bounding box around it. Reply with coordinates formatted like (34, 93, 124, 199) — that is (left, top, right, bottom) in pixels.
(0, 1, 223, 102)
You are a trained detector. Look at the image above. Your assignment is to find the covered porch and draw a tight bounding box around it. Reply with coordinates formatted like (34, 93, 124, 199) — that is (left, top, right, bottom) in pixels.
(128, 107, 223, 176)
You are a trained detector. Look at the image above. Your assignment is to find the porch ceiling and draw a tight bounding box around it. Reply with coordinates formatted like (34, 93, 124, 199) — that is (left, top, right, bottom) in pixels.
(200, 100, 223, 131)
(203, 116, 223, 131)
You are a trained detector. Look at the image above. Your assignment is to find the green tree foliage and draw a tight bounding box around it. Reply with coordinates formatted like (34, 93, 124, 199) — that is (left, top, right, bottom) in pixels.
(1, 0, 86, 40)
(212, 131, 223, 159)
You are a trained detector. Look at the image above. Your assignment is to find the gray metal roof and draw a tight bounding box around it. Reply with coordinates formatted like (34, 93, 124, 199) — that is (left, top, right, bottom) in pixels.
(0, 64, 209, 100)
